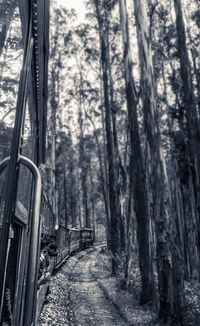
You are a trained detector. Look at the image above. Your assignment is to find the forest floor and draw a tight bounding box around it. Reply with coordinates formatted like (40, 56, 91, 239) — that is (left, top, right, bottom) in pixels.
(37, 245, 200, 326)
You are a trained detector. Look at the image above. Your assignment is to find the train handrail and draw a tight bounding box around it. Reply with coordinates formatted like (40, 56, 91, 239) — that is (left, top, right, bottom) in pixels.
(18, 155, 42, 326)
(0, 155, 42, 326)
(0, 156, 11, 172)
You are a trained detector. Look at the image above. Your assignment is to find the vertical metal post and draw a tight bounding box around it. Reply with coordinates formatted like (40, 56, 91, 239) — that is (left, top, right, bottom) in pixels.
(18, 155, 42, 326)
(0, 34, 33, 321)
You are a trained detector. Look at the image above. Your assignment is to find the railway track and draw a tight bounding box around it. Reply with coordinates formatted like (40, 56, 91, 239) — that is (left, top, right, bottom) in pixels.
(38, 245, 154, 326)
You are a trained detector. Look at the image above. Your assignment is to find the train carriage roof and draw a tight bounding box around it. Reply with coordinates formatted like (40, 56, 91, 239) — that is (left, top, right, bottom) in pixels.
(67, 227, 81, 232)
(80, 228, 93, 232)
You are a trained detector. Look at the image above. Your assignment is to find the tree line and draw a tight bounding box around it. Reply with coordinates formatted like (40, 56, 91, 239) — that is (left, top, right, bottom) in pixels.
(44, 0, 200, 324)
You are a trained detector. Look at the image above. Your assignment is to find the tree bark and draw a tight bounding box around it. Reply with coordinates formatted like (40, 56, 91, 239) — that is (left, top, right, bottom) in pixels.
(94, 0, 120, 273)
(119, 0, 154, 304)
(173, 0, 200, 280)
(134, 0, 173, 320)
(85, 111, 110, 241)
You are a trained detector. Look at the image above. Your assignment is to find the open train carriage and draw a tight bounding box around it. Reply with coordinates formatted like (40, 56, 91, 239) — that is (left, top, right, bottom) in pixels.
(0, 1, 50, 325)
(80, 228, 94, 250)
(36, 194, 57, 322)
(68, 227, 81, 253)
(54, 225, 70, 270)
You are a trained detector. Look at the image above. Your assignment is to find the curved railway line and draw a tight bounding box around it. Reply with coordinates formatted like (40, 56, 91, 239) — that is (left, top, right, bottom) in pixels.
(38, 245, 154, 326)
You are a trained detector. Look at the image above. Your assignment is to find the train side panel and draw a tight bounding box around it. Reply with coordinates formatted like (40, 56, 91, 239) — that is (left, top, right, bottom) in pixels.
(54, 226, 70, 269)
(80, 228, 94, 250)
(69, 228, 81, 253)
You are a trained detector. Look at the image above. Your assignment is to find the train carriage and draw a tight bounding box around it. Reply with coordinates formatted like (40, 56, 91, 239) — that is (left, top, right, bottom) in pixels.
(69, 228, 81, 253)
(54, 225, 70, 269)
(80, 228, 94, 249)
(0, 1, 50, 325)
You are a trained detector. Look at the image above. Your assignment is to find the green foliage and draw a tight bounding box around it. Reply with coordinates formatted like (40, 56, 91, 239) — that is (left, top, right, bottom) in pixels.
(0, 121, 13, 159)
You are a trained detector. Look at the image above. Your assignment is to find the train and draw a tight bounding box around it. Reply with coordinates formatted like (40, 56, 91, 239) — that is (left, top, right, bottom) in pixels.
(0, 1, 94, 326)
(36, 205, 94, 323)
(36, 194, 94, 323)
(0, 1, 51, 324)
(1, 192, 93, 326)
(55, 226, 94, 268)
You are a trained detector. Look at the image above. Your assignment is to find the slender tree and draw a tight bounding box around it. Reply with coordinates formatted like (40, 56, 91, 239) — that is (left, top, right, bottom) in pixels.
(94, 0, 121, 273)
(134, 0, 174, 321)
(119, 0, 154, 304)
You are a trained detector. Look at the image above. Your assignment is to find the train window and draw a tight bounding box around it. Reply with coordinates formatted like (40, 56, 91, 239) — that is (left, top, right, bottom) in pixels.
(16, 164, 33, 213)
(20, 101, 36, 160)
(65, 229, 69, 244)
(0, 2, 24, 160)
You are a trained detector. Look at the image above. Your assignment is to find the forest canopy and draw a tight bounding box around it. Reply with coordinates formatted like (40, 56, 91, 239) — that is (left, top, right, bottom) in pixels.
(46, 0, 200, 323)
(1, 0, 200, 324)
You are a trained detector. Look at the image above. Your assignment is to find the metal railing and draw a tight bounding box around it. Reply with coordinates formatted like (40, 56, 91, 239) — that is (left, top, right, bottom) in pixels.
(0, 155, 42, 326)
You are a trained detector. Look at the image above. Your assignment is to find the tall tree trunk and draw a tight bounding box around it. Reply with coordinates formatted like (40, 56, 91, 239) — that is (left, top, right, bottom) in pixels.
(134, 0, 173, 320)
(77, 70, 90, 229)
(78, 103, 88, 228)
(94, 0, 120, 273)
(162, 61, 186, 320)
(49, 17, 61, 227)
(173, 0, 200, 279)
(100, 70, 111, 248)
(49, 59, 59, 227)
(85, 112, 110, 242)
(107, 21, 126, 253)
(119, 0, 154, 304)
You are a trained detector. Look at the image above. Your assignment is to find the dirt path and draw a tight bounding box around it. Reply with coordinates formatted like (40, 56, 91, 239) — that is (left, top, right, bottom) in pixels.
(38, 246, 154, 326)
(68, 248, 129, 326)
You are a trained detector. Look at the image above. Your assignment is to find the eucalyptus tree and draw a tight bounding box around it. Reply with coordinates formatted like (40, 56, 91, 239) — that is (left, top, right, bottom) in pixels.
(134, 0, 174, 321)
(173, 0, 200, 275)
(0, 0, 17, 56)
(119, 0, 154, 304)
(47, 4, 76, 225)
(135, 0, 200, 321)
(149, 0, 200, 285)
(57, 14, 110, 231)
(74, 21, 111, 237)
(92, 0, 127, 272)
(46, 1, 200, 322)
